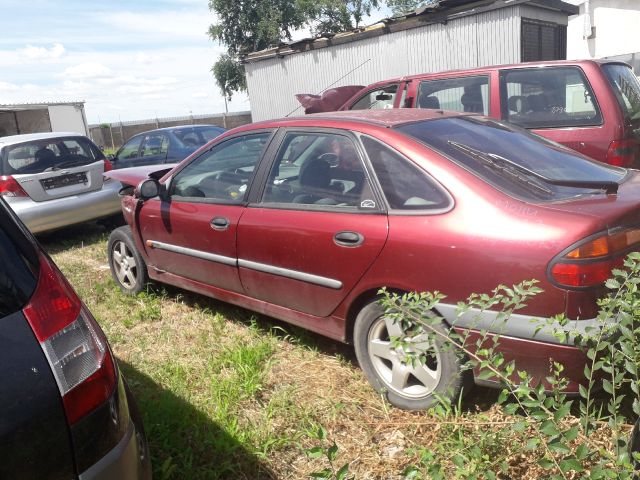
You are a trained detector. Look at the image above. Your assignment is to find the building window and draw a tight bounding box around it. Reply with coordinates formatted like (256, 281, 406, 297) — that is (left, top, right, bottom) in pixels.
(521, 18, 567, 62)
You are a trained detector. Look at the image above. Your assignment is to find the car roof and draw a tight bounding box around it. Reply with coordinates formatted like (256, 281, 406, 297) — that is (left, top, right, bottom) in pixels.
(0, 132, 87, 148)
(135, 124, 226, 136)
(362, 59, 630, 88)
(250, 109, 469, 129)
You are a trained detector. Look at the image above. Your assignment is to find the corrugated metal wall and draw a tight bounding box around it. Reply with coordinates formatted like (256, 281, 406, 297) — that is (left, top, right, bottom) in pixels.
(246, 5, 526, 121)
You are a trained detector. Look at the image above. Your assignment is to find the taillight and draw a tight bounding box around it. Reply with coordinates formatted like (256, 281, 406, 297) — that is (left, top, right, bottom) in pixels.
(23, 253, 116, 425)
(606, 139, 639, 167)
(0, 175, 28, 197)
(103, 159, 113, 172)
(549, 228, 640, 288)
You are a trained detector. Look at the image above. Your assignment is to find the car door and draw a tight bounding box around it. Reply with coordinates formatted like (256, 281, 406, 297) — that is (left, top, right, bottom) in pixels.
(112, 134, 143, 169)
(136, 131, 274, 292)
(236, 129, 389, 318)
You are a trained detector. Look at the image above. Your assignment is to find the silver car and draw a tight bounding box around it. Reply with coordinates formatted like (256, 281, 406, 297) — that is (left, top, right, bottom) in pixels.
(0, 132, 122, 233)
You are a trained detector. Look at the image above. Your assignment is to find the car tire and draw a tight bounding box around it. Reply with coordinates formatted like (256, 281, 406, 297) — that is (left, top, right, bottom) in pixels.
(353, 300, 465, 411)
(108, 226, 148, 295)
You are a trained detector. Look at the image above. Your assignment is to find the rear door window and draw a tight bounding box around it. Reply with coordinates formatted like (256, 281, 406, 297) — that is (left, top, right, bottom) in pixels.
(416, 75, 489, 114)
(602, 64, 640, 123)
(397, 116, 626, 202)
(500, 66, 602, 128)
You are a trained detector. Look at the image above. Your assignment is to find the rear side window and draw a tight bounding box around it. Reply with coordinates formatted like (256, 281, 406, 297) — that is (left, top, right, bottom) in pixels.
(417, 75, 489, 114)
(361, 136, 450, 211)
(2, 137, 102, 175)
(350, 84, 399, 110)
(397, 117, 626, 202)
(500, 67, 602, 128)
(0, 207, 37, 318)
(602, 64, 640, 122)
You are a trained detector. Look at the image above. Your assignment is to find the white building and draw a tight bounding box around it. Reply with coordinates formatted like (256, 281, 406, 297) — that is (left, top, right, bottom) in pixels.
(244, 0, 578, 121)
(566, 0, 640, 71)
(0, 102, 89, 137)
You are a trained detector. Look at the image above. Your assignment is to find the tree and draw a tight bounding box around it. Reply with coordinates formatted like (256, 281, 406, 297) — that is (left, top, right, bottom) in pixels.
(386, 0, 440, 16)
(208, 0, 387, 100)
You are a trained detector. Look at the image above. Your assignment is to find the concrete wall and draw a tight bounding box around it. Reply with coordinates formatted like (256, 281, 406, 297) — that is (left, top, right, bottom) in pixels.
(567, 0, 640, 61)
(89, 111, 252, 150)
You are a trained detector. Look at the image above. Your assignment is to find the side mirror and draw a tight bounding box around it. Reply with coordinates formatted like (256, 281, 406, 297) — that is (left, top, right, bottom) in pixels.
(135, 178, 160, 200)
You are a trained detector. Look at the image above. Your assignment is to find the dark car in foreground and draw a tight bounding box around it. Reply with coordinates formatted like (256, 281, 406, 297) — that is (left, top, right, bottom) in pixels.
(105, 109, 640, 410)
(0, 197, 150, 478)
(0, 132, 122, 233)
(111, 125, 226, 169)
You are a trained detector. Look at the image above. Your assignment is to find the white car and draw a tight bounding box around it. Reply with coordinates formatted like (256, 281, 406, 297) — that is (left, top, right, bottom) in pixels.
(0, 132, 122, 233)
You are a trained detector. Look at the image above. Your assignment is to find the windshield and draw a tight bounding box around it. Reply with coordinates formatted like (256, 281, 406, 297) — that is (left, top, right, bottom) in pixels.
(1, 137, 103, 175)
(396, 116, 626, 202)
(602, 64, 640, 122)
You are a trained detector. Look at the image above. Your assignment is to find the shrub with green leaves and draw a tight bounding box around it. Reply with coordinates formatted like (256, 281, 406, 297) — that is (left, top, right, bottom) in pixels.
(378, 252, 640, 479)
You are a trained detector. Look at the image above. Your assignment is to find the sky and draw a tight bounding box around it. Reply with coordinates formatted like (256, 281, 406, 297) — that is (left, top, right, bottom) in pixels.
(0, 0, 246, 124)
(0, 0, 392, 125)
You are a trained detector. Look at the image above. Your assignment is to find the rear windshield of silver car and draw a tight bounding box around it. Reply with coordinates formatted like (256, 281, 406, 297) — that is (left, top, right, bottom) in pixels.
(0, 208, 37, 317)
(396, 116, 626, 202)
(602, 64, 640, 123)
(1, 137, 104, 176)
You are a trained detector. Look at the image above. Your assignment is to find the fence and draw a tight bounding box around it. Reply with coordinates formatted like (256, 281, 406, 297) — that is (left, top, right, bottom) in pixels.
(89, 111, 252, 150)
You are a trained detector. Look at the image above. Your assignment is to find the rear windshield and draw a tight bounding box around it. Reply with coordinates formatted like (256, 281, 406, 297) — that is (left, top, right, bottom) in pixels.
(396, 116, 626, 202)
(602, 64, 640, 122)
(1, 137, 104, 175)
(172, 127, 225, 147)
(0, 202, 37, 318)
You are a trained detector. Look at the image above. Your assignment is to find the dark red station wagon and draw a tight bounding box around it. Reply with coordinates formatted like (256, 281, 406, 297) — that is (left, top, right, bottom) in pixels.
(106, 109, 640, 410)
(334, 60, 640, 168)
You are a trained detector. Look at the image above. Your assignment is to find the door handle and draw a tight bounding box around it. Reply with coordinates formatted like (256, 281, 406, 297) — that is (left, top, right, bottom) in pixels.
(210, 217, 230, 231)
(334, 231, 364, 247)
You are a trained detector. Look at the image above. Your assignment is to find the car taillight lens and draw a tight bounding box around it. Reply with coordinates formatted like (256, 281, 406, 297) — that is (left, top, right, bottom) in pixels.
(606, 139, 639, 167)
(23, 253, 116, 425)
(0, 175, 28, 197)
(550, 228, 640, 288)
(103, 159, 113, 172)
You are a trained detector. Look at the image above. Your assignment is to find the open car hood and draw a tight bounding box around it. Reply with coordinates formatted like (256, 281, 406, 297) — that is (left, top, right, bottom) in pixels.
(295, 85, 365, 113)
(104, 164, 178, 187)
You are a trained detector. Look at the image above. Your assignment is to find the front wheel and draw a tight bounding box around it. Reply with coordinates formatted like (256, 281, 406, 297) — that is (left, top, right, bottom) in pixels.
(108, 226, 148, 295)
(353, 301, 465, 410)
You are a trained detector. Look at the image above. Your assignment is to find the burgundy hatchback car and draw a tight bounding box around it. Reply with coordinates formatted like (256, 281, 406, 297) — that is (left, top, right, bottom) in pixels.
(106, 109, 640, 410)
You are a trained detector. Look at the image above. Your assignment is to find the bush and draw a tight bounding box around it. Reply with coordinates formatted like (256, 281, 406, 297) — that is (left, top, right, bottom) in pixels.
(378, 252, 640, 479)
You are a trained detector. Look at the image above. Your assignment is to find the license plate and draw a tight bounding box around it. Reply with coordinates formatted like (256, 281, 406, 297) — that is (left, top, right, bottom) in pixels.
(41, 172, 88, 190)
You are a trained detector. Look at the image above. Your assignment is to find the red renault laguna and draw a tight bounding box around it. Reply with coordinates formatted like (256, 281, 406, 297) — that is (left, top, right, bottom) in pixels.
(105, 109, 640, 410)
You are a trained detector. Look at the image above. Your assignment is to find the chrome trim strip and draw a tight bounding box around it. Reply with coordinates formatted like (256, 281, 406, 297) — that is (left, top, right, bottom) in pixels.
(238, 259, 343, 289)
(437, 304, 612, 346)
(146, 240, 237, 267)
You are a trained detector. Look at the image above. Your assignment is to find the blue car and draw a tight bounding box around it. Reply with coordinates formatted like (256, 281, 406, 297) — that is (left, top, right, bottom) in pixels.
(111, 125, 226, 169)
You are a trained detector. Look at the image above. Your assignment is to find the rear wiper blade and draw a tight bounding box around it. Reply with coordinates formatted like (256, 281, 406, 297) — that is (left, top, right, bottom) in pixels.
(448, 141, 619, 194)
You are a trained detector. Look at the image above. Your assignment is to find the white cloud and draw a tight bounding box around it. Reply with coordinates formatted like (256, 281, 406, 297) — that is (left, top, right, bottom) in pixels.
(20, 42, 66, 60)
(61, 62, 113, 80)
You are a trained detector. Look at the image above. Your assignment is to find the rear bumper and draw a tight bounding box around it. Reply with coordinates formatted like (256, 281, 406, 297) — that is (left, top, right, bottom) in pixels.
(5, 180, 122, 233)
(78, 419, 150, 480)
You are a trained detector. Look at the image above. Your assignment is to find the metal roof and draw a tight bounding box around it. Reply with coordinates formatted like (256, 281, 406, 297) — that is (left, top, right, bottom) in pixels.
(243, 0, 578, 64)
(0, 101, 85, 112)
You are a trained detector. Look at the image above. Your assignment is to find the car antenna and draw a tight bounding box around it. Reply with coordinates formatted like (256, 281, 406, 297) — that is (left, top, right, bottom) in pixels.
(284, 58, 372, 117)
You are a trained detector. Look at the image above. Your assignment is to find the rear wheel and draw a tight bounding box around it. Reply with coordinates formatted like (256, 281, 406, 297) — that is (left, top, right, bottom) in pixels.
(108, 226, 148, 295)
(353, 301, 465, 410)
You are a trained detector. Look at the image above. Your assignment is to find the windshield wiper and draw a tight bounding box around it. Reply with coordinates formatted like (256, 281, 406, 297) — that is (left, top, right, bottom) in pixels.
(448, 141, 619, 195)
